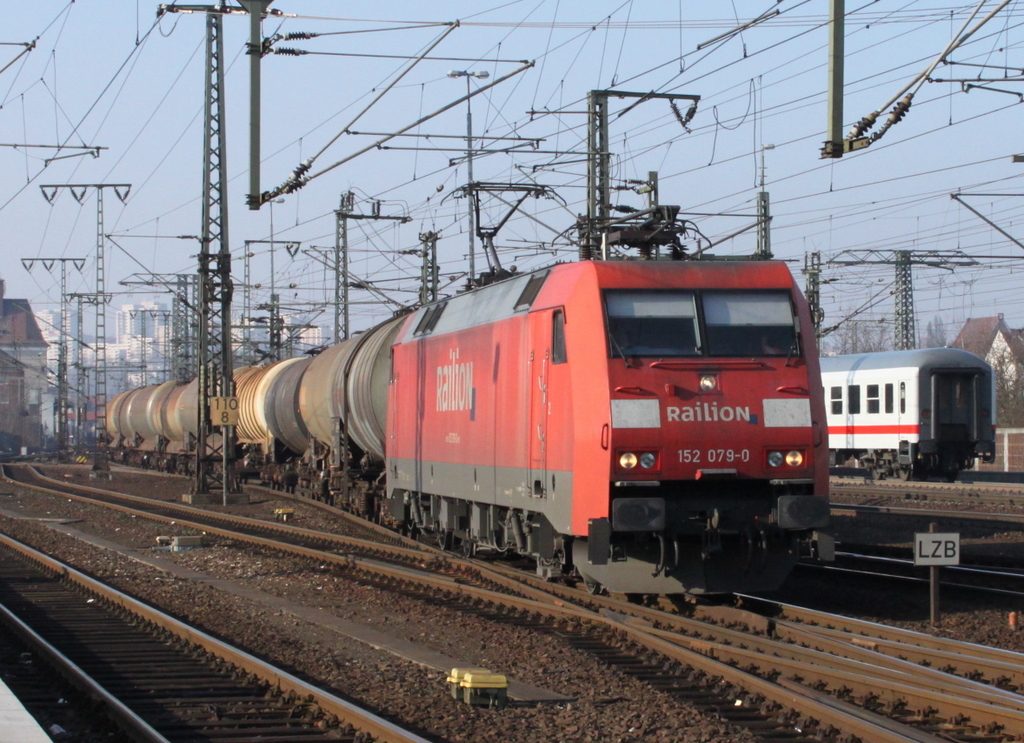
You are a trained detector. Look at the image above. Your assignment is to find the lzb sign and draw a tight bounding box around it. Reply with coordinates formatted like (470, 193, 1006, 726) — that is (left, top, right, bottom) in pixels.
(914, 532, 960, 566)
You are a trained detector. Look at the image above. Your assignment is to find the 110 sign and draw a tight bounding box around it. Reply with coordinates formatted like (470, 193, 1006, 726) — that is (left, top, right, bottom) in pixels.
(210, 396, 240, 427)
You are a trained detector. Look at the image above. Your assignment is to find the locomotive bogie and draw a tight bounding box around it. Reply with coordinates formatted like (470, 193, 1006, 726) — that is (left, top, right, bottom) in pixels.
(821, 348, 996, 481)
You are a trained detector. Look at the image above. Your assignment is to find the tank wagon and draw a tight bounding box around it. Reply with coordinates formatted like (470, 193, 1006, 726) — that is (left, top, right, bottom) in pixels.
(109, 259, 832, 595)
(821, 347, 996, 481)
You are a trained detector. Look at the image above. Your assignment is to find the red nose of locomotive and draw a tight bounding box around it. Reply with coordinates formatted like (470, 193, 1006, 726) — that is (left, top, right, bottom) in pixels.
(609, 363, 816, 485)
(579, 275, 831, 594)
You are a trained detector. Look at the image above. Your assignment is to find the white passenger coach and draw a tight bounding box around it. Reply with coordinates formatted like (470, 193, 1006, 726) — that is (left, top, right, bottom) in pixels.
(821, 348, 996, 480)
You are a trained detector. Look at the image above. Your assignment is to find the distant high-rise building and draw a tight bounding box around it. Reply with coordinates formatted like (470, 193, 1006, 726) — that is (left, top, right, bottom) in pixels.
(115, 301, 168, 345)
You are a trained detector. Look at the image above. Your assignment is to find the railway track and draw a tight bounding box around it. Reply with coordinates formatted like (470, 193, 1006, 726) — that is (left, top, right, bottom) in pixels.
(831, 475, 1024, 505)
(0, 530, 431, 743)
(796, 551, 1024, 600)
(825, 477, 1024, 584)
(7, 464, 1024, 741)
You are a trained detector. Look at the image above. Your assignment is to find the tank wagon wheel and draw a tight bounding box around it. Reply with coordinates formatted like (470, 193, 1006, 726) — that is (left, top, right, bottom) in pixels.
(461, 540, 477, 559)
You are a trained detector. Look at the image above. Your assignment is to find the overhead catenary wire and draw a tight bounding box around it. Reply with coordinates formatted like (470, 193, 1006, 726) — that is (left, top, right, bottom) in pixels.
(12, 2, 1024, 339)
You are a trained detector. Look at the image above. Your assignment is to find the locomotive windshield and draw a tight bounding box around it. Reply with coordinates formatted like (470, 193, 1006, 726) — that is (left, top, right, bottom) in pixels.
(704, 292, 798, 360)
(605, 291, 700, 357)
(604, 289, 797, 358)
(703, 291, 797, 357)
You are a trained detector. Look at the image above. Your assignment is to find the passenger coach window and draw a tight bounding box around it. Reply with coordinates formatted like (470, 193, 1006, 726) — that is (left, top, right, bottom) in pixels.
(866, 384, 880, 414)
(848, 385, 861, 415)
(885, 383, 894, 414)
(605, 291, 699, 357)
(552, 310, 567, 364)
(830, 386, 842, 415)
(702, 291, 797, 357)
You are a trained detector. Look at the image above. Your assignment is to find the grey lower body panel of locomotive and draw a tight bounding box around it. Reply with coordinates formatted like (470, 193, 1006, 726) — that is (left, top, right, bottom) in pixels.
(387, 457, 831, 595)
(388, 457, 576, 534)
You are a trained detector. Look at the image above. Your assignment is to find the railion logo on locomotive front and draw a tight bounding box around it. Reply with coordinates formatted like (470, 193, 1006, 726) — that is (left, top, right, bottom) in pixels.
(436, 348, 475, 414)
(666, 403, 755, 423)
(612, 398, 811, 428)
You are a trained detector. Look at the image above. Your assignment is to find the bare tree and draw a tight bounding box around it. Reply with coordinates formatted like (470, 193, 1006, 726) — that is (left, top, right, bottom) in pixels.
(923, 315, 949, 348)
(824, 318, 893, 355)
(989, 344, 1024, 427)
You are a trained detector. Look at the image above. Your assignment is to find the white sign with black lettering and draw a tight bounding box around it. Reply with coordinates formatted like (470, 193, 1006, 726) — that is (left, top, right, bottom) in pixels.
(914, 532, 960, 566)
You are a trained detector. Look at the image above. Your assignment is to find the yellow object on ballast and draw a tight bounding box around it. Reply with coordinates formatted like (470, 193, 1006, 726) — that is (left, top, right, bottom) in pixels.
(274, 508, 295, 522)
(446, 668, 491, 699)
(457, 670, 509, 709)
(460, 671, 508, 689)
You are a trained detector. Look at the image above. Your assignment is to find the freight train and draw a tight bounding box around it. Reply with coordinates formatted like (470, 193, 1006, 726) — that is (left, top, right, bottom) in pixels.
(821, 347, 996, 481)
(108, 259, 833, 595)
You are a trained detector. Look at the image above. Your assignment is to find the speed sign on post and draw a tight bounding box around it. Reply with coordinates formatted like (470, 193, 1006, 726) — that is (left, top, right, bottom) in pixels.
(210, 396, 239, 427)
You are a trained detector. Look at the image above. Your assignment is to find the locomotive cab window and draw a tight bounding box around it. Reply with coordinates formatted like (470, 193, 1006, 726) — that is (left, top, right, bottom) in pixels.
(552, 309, 567, 364)
(604, 291, 700, 357)
(702, 291, 797, 357)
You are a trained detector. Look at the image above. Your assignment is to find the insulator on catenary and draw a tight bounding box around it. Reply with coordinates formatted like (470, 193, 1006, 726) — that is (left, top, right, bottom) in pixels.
(670, 100, 697, 133)
(283, 32, 318, 40)
(273, 48, 307, 56)
(869, 94, 914, 143)
(848, 113, 875, 139)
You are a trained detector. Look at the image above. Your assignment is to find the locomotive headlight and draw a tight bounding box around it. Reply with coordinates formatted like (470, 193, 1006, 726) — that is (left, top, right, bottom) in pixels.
(699, 374, 718, 392)
(785, 450, 804, 467)
(767, 451, 784, 467)
(639, 452, 657, 469)
(619, 452, 638, 469)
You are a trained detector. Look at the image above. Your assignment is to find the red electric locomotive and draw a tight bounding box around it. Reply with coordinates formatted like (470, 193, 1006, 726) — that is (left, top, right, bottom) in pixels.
(386, 259, 831, 595)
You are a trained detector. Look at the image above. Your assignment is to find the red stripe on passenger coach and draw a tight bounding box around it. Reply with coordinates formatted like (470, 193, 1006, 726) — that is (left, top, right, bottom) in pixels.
(828, 425, 915, 435)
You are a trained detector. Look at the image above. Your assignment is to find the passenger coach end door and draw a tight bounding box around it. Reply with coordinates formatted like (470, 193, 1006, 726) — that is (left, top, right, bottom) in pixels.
(934, 373, 976, 443)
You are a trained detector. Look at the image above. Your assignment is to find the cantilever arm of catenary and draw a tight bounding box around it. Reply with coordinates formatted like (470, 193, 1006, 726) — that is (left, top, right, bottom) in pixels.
(287, 21, 459, 181)
(846, 0, 1013, 147)
(263, 59, 535, 204)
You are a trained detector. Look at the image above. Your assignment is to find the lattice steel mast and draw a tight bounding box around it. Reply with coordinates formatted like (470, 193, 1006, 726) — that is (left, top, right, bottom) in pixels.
(21, 257, 85, 457)
(830, 249, 978, 351)
(195, 10, 235, 500)
(39, 183, 131, 473)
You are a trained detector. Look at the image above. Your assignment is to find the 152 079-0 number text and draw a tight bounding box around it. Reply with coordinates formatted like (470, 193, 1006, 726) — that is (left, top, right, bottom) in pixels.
(678, 449, 750, 464)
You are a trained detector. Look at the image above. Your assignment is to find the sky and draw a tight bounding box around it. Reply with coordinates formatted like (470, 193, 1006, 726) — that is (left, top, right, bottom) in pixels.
(2, 1, 1024, 353)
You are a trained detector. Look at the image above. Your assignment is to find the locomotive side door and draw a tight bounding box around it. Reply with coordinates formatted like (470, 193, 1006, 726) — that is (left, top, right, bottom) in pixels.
(527, 310, 550, 498)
